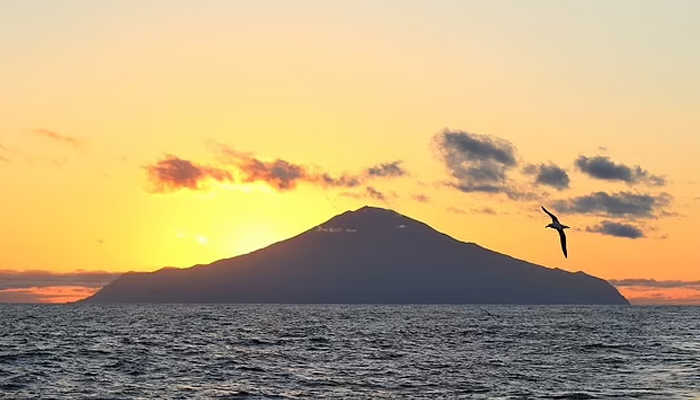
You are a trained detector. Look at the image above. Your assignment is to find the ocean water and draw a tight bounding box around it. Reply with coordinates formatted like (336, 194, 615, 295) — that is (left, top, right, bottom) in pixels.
(0, 305, 699, 399)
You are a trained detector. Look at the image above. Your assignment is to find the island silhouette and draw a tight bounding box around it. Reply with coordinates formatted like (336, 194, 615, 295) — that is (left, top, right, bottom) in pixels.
(80, 206, 629, 304)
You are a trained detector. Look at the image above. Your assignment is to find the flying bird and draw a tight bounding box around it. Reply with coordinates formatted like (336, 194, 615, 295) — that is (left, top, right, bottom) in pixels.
(541, 206, 569, 258)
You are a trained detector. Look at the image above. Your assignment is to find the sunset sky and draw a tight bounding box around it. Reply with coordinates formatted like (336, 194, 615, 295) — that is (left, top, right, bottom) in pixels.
(1, 0, 699, 304)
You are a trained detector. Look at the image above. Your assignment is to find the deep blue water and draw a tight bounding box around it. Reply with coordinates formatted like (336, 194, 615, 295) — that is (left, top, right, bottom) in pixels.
(0, 304, 699, 399)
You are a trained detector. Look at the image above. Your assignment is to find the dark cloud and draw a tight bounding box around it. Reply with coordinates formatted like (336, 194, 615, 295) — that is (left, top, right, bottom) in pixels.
(609, 279, 700, 289)
(575, 155, 665, 186)
(552, 191, 671, 219)
(523, 163, 570, 190)
(434, 129, 518, 195)
(0, 270, 122, 290)
(411, 194, 431, 203)
(145, 155, 234, 193)
(585, 221, 645, 239)
(32, 129, 83, 147)
(365, 161, 407, 177)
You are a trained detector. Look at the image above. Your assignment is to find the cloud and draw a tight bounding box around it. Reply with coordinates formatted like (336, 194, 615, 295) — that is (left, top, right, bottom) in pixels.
(523, 164, 568, 189)
(446, 206, 497, 215)
(210, 144, 405, 191)
(552, 191, 671, 219)
(32, 129, 83, 147)
(434, 129, 518, 195)
(609, 279, 700, 289)
(523, 163, 570, 190)
(411, 194, 431, 203)
(0, 269, 122, 290)
(0, 144, 8, 162)
(145, 155, 234, 193)
(340, 186, 396, 202)
(574, 155, 665, 186)
(365, 186, 387, 201)
(585, 220, 645, 238)
(365, 161, 407, 177)
(610, 279, 700, 305)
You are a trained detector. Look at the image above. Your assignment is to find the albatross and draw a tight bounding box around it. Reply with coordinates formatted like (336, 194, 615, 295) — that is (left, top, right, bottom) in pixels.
(541, 205, 569, 258)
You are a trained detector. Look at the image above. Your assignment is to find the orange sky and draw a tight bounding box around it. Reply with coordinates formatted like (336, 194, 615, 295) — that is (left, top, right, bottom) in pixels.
(1, 1, 699, 304)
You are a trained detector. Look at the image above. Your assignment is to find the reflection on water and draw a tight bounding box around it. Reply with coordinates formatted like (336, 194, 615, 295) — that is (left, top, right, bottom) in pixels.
(0, 304, 699, 399)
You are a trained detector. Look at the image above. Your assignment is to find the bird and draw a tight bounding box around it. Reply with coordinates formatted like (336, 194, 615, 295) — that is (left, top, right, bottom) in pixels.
(479, 307, 498, 322)
(541, 205, 569, 258)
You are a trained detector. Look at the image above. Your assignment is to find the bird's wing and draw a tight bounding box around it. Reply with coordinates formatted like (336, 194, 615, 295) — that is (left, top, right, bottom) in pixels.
(541, 205, 559, 223)
(558, 229, 568, 258)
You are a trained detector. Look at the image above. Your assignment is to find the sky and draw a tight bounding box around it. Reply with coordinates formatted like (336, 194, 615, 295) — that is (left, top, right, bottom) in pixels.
(1, 0, 699, 304)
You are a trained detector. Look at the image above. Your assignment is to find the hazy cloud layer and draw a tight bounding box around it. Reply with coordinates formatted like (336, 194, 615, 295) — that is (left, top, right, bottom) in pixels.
(523, 163, 570, 190)
(610, 279, 700, 305)
(575, 155, 665, 186)
(585, 220, 645, 238)
(0, 270, 122, 290)
(0, 286, 99, 303)
(32, 129, 83, 147)
(552, 191, 671, 218)
(609, 279, 700, 289)
(434, 129, 526, 198)
(146, 155, 234, 193)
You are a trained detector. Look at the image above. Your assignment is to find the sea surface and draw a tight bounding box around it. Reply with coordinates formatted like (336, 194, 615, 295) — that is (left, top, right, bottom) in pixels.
(0, 304, 699, 399)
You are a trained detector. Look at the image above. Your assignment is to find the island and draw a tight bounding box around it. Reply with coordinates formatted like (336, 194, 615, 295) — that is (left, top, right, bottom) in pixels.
(80, 206, 629, 305)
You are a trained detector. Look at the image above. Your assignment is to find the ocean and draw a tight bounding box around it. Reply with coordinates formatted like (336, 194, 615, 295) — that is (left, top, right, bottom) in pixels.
(0, 304, 698, 399)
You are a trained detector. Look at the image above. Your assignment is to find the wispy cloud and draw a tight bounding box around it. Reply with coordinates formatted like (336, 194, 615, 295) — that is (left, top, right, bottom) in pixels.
(216, 144, 405, 190)
(147, 144, 408, 194)
(146, 155, 234, 193)
(340, 186, 396, 203)
(523, 163, 570, 190)
(552, 191, 671, 219)
(366, 186, 387, 201)
(32, 129, 83, 147)
(575, 155, 665, 186)
(411, 194, 431, 203)
(585, 221, 645, 239)
(446, 206, 497, 215)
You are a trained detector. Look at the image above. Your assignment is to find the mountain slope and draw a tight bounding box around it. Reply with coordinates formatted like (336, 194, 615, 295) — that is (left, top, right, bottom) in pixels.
(81, 206, 629, 304)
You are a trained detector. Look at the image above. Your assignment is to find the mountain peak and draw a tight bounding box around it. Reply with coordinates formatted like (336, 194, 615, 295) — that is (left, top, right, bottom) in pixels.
(314, 205, 437, 236)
